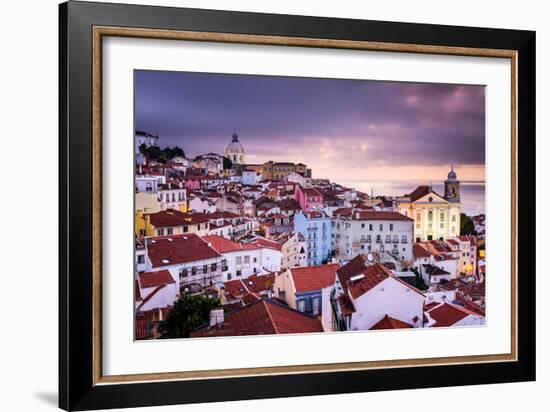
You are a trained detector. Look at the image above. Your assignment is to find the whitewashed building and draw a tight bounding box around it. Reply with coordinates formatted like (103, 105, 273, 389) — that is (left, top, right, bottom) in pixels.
(188, 195, 217, 214)
(332, 210, 414, 262)
(277, 232, 308, 269)
(331, 257, 425, 331)
(157, 183, 187, 211)
(135, 270, 178, 312)
(144, 234, 223, 292)
(242, 169, 259, 186)
(425, 302, 484, 327)
(203, 235, 282, 281)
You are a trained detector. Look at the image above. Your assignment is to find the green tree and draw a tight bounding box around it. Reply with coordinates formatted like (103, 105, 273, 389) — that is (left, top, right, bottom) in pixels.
(410, 267, 428, 291)
(169, 146, 185, 158)
(460, 213, 476, 235)
(144, 145, 162, 160)
(138, 143, 148, 155)
(157, 293, 220, 339)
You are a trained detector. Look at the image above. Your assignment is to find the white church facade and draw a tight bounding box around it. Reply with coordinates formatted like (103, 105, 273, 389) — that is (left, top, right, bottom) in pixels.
(397, 166, 461, 242)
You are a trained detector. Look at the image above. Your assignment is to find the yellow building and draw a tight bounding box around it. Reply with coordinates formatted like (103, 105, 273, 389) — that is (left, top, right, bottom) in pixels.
(261, 161, 309, 180)
(398, 167, 461, 242)
(136, 192, 161, 214)
(136, 210, 210, 237)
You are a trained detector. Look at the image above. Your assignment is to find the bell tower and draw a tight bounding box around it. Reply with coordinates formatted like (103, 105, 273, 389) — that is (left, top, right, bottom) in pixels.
(444, 163, 460, 203)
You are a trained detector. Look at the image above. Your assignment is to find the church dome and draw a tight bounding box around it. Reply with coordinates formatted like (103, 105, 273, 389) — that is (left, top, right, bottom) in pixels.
(226, 131, 244, 154)
(226, 131, 245, 165)
(447, 164, 457, 181)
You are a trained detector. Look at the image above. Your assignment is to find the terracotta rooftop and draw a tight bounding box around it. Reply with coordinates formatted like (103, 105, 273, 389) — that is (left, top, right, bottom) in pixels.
(352, 211, 413, 221)
(146, 234, 221, 267)
(202, 235, 259, 254)
(406, 185, 432, 202)
(191, 299, 323, 337)
(347, 264, 392, 299)
(148, 210, 210, 228)
(427, 302, 482, 327)
(336, 255, 369, 294)
(138, 270, 175, 289)
(370, 314, 414, 330)
(413, 244, 432, 259)
(338, 262, 425, 300)
(332, 207, 353, 217)
(289, 263, 340, 293)
(337, 294, 355, 316)
(250, 237, 283, 251)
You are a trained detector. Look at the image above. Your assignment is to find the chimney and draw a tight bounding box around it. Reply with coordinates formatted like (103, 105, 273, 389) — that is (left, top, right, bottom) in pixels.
(209, 308, 224, 327)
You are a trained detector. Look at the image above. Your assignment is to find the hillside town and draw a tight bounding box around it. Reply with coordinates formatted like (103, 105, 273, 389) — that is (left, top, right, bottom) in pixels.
(135, 130, 486, 339)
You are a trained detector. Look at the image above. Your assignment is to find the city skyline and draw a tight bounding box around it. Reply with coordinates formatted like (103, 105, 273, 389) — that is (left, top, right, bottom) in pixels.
(135, 70, 486, 184)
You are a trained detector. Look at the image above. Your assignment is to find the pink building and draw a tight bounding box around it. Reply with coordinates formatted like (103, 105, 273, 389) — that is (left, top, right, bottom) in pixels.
(294, 185, 323, 212)
(183, 176, 201, 190)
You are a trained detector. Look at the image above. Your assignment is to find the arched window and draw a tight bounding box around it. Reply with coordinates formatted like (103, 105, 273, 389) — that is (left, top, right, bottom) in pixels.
(428, 211, 433, 221)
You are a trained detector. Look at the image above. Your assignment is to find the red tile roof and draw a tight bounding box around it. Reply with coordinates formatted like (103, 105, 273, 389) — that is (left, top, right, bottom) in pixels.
(146, 234, 221, 267)
(332, 207, 353, 217)
(353, 211, 413, 221)
(336, 255, 368, 294)
(337, 294, 355, 316)
(207, 211, 241, 220)
(202, 235, 260, 253)
(427, 302, 481, 327)
(347, 264, 392, 299)
(191, 299, 323, 337)
(341, 262, 425, 300)
(290, 263, 340, 293)
(138, 270, 175, 289)
(370, 314, 413, 330)
(245, 273, 275, 294)
(135, 314, 151, 340)
(223, 274, 275, 300)
(407, 185, 432, 202)
(148, 210, 210, 228)
(413, 244, 431, 259)
(250, 237, 283, 251)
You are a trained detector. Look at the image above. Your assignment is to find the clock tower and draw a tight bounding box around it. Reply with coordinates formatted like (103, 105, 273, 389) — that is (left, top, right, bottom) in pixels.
(444, 164, 460, 203)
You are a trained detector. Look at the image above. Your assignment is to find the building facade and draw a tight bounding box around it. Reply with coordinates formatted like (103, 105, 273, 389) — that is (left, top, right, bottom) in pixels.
(332, 211, 414, 263)
(397, 167, 461, 242)
(294, 211, 333, 266)
(274, 263, 340, 317)
(294, 185, 323, 212)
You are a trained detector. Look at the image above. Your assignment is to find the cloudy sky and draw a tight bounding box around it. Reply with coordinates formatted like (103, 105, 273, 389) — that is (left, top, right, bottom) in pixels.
(135, 70, 485, 185)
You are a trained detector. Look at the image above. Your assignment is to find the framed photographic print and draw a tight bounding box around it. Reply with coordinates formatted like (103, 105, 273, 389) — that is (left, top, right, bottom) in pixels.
(59, 1, 536, 410)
